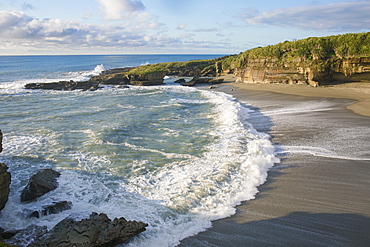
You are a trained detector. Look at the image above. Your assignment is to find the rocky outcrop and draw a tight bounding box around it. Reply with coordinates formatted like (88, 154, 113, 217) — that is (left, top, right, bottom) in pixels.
(20, 169, 61, 202)
(89, 72, 130, 85)
(0, 130, 11, 212)
(180, 77, 224, 86)
(3, 225, 48, 247)
(26, 201, 72, 218)
(25, 69, 168, 90)
(28, 212, 148, 247)
(231, 57, 370, 87)
(25, 80, 100, 91)
(0, 163, 11, 211)
(126, 71, 167, 86)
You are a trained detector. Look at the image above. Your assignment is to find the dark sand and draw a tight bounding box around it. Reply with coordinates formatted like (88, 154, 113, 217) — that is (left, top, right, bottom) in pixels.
(180, 79, 370, 246)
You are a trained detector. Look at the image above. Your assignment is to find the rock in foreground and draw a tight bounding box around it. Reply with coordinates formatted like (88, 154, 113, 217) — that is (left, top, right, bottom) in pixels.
(0, 130, 11, 212)
(29, 212, 148, 247)
(20, 169, 61, 202)
(0, 129, 3, 153)
(0, 163, 11, 211)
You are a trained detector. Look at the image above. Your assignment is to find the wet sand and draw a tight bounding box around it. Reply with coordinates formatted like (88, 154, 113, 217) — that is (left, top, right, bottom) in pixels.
(180, 79, 370, 246)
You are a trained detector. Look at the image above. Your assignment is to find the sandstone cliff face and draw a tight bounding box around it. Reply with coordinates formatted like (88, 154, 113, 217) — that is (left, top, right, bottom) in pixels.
(231, 57, 370, 87)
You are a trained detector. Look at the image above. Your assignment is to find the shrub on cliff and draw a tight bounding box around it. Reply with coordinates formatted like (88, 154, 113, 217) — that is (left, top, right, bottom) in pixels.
(221, 32, 370, 70)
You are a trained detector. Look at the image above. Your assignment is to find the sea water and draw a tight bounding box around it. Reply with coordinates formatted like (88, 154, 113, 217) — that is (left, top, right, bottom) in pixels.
(0, 55, 277, 246)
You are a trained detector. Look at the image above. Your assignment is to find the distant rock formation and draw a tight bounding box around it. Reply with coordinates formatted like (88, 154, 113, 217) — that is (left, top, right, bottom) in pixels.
(180, 77, 224, 86)
(20, 169, 61, 202)
(25, 68, 167, 90)
(28, 212, 148, 247)
(231, 57, 370, 87)
(220, 33, 370, 86)
(25, 80, 100, 91)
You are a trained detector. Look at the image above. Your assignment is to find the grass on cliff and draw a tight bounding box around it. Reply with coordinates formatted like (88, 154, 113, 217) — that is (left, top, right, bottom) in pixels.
(126, 57, 228, 75)
(125, 32, 370, 75)
(126, 64, 169, 75)
(221, 32, 370, 69)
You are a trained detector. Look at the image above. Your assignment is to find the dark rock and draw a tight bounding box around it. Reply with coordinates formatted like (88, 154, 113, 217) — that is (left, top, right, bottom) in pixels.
(29, 212, 148, 247)
(117, 85, 130, 89)
(126, 71, 167, 86)
(180, 77, 220, 86)
(20, 169, 61, 202)
(89, 73, 130, 85)
(174, 78, 186, 83)
(1, 229, 21, 240)
(25, 81, 100, 91)
(0, 163, 11, 211)
(4, 225, 47, 247)
(27, 201, 72, 218)
(0, 129, 2, 153)
(208, 78, 224, 84)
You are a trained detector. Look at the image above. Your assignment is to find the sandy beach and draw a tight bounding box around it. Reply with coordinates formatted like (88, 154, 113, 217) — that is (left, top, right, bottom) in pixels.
(180, 77, 370, 246)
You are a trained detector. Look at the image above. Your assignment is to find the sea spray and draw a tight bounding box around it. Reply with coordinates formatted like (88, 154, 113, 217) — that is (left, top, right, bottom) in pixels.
(0, 85, 278, 246)
(0, 55, 277, 246)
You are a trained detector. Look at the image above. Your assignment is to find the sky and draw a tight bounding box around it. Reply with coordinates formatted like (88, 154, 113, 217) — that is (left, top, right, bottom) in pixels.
(0, 0, 369, 55)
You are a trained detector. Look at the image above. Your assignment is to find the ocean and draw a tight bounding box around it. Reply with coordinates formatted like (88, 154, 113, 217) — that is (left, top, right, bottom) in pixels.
(0, 55, 277, 246)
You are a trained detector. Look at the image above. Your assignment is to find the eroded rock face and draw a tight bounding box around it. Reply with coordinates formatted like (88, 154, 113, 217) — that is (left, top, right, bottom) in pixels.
(3, 225, 48, 247)
(29, 212, 148, 247)
(0, 130, 11, 212)
(233, 57, 370, 87)
(26, 201, 73, 218)
(20, 169, 61, 202)
(25, 80, 100, 91)
(0, 163, 11, 211)
(89, 72, 130, 85)
(126, 71, 167, 86)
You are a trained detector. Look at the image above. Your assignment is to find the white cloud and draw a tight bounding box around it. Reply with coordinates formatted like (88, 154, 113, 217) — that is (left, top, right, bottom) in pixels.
(0, 10, 238, 54)
(192, 28, 219, 32)
(177, 24, 186, 30)
(0, 10, 222, 54)
(243, 1, 370, 31)
(95, 0, 145, 20)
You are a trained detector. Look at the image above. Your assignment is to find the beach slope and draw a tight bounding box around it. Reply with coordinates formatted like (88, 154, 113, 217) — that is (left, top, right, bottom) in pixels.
(180, 79, 370, 246)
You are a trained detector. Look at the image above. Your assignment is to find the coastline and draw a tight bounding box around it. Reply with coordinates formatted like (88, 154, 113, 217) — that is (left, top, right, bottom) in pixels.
(180, 78, 370, 246)
(221, 74, 370, 117)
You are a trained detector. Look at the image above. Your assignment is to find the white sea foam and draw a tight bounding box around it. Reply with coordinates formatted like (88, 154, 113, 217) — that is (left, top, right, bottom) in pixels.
(0, 64, 104, 95)
(0, 85, 278, 247)
(120, 89, 278, 246)
(277, 145, 370, 161)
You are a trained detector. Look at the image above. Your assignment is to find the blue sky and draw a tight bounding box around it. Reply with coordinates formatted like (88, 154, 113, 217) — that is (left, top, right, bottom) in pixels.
(0, 0, 369, 55)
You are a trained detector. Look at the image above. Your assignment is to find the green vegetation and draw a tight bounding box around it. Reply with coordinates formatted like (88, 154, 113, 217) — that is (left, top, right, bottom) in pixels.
(126, 32, 370, 76)
(0, 242, 17, 247)
(126, 57, 226, 75)
(126, 64, 169, 75)
(221, 32, 370, 70)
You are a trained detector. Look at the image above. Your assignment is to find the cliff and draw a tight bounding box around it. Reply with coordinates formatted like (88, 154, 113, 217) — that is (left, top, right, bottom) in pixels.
(24, 32, 370, 90)
(230, 57, 370, 87)
(220, 32, 370, 87)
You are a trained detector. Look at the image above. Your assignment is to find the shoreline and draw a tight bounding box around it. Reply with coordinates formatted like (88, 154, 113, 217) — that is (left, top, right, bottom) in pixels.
(180, 79, 370, 246)
(220, 74, 370, 117)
